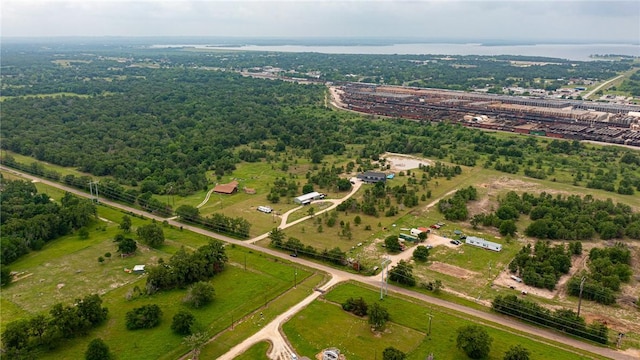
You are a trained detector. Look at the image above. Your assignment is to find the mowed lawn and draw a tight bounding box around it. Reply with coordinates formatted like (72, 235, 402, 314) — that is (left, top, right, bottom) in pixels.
(12, 246, 314, 360)
(282, 282, 606, 360)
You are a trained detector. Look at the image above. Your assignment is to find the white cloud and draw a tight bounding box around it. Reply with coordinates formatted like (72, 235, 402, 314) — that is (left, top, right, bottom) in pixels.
(1, 0, 638, 42)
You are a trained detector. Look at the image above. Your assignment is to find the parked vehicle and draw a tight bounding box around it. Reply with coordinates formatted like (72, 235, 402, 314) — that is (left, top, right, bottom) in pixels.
(450, 240, 462, 245)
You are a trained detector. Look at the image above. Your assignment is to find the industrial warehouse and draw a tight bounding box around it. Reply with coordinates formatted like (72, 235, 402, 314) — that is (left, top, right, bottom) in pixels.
(335, 83, 640, 146)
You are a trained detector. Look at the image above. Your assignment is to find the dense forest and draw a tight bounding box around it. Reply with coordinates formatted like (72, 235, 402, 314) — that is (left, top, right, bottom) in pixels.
(475, 191, 640, 240)
(2, 45, 640, 217)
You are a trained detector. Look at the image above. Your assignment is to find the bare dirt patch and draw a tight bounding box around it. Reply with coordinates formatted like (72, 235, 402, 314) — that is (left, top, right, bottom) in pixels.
(382, 152, 433, 172)
(429, 261, 479, 280)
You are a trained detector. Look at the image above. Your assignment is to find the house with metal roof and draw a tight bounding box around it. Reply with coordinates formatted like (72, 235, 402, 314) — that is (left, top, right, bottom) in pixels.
(356, 171, 387, 183)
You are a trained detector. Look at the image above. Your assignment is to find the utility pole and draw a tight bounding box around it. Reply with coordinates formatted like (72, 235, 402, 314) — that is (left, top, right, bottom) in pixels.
(380, 257, 391, 300)
(577, 276, 586, 317)
(294, 269, 297, 289)
(427, 312, 434, 337)
(89, 181, 99, 203)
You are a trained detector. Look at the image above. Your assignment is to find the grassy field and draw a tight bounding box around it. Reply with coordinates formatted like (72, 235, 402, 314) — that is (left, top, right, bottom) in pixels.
(235, 341, 270, 359)
(199, 273, 327, 358)
(0, 176, 325, 359)
(283, 282, 608, 360)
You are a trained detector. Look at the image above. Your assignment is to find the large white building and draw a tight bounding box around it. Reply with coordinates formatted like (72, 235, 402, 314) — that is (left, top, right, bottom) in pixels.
(293, 191, 324, 205)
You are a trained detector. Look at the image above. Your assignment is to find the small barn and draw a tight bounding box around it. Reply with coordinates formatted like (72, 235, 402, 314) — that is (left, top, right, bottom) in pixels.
(213, 180, 239, 194)
(465, 236, 502, 252)
(294, 191, 324, 205)
(357, 171, 387, 183)
(132, 265, 146, 274)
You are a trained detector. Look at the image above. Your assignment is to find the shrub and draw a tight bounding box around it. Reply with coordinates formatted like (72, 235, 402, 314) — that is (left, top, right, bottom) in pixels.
(183, 282, 215, 308)
(85, 338, 112, 360)
(171, 310, 195, 335)
(126, 304, 162, 330)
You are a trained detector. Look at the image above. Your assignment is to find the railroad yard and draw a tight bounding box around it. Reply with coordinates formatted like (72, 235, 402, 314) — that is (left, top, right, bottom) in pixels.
(334, 83, 640, 146)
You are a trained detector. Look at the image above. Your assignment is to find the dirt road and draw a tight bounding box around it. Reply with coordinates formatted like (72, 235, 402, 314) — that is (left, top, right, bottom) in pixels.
(3, 166, 634, 360)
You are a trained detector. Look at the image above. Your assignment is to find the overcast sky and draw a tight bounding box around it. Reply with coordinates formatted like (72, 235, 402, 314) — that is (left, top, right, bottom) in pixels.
(2, 0, 639, 43)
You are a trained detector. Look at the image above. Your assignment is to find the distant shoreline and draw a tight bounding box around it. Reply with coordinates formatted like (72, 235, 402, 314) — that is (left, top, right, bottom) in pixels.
(149, 42, 640, 62)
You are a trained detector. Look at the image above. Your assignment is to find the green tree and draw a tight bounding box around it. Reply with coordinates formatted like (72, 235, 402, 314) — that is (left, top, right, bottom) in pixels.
(171, 310, 195, 335)
(85, 338, 112, 360)
(384, 235, 402, 253)
(120, 215, 132, 233)
(1, 319, 31, 353)
(137, 223, 165, 248)
(126, 304, 162, 330)
(183, 331, 209, 360)
(183, 281, 215, 308)
(269, 227, 285, 247)
(354, 215, 362, 226)
(413, 245, 430, 262)
(382, 346, 406, 360)
(302, 183, 314, 194)
(117, 238, 137, 254)
(176, 205, 200, 221)
(368, 303, 390, 331)
(1, 266, 12, 287)
(98, 256, 104, 264)
(503, 345, 530, 360)
(456, 325, 493, 359)
(417, 231, 428, 242)
(499, 220, 517, 236)
(389, 260, 416, 286)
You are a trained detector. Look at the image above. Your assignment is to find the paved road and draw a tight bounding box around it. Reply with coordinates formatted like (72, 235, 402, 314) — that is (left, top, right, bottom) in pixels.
(3, 166, 633, 360)
(583, 74, 624, 99)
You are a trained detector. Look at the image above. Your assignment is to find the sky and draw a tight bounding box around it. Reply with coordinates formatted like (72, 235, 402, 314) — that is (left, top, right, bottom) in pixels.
(2, 0, 639, 43)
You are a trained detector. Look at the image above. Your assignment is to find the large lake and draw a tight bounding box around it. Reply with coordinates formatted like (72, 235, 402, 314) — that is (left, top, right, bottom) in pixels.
(154, 43, 639, 61)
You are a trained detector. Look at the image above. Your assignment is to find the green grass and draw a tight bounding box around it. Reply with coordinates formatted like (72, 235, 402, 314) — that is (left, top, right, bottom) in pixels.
(0, 182, 320, 360)
(24, 247, 314, 360)
(285, 301, 424, 359)
(284, 282, 607, 360)
(199, 272, 326, 358)
(235, 341, 270, 359)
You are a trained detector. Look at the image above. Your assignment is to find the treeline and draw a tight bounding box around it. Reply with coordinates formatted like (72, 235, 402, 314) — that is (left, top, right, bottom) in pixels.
(0, 179, 97, 265)
(269, 228, 348, 267)
(508, 241, 580, 290)
(438, 186, 477, 221)
(479, 191, 640, 240)
(175, 205, 251, 239)
(145, 240, 228, 293)
(492, 295, 608, 344)
(567, 244, 632, 305)
(1, 294, 108, 357)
